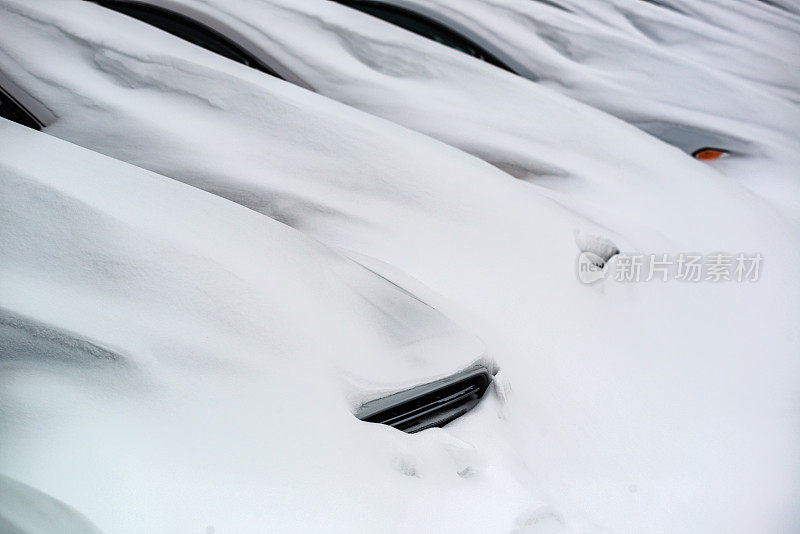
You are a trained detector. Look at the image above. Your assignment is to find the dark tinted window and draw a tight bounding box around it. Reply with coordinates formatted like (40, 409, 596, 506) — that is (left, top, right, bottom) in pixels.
(334, 1, 515, 73)
(0, 87, 41, 130)
(92, 1, 283, 78)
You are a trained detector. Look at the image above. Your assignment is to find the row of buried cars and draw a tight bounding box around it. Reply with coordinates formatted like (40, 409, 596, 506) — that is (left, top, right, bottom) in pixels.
(1, 0, 799, 532)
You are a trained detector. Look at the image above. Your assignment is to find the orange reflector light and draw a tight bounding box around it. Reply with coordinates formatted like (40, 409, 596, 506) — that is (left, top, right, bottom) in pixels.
(692, 148, 729, 160)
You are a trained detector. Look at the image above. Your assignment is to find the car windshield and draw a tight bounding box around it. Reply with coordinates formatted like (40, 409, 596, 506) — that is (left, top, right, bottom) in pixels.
(92, 1, 284, 79)
(335, 1, 515, 73)
(0, 86, 40, 130)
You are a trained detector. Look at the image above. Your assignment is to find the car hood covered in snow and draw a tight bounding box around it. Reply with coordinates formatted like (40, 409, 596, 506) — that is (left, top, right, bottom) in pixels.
(0, 117, 492, 406)
(0, 119, 498, 532)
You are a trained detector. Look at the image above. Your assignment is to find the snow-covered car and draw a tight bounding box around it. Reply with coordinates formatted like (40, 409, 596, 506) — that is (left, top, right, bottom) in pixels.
(0, 0, 765, 249)
(0, 115, 497, 434)
(76, 0, 774, 184)
(327, 0, 800, 193)
(0, 117, 502, 530)
(68, 0, 799, 212)
(1, 0, 672, 193)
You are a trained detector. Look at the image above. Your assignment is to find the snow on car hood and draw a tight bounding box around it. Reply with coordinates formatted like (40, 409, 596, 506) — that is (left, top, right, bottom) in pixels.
(0, 118, 491, 404)
(0, 119, 502, 532)
(370, 0, 800, 210)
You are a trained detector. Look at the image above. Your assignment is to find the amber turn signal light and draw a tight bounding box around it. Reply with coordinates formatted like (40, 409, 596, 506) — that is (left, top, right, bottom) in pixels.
(692, 148, 729, 160)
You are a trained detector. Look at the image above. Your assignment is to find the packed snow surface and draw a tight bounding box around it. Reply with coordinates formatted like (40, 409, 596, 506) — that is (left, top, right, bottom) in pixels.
(0, 0, 798, 532)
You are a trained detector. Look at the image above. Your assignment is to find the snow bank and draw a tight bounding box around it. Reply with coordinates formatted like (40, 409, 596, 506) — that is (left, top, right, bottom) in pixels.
(1, 0, 798, 532)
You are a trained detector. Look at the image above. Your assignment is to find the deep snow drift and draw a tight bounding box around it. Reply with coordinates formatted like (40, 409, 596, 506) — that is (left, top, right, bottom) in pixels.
(1, 0, 799, 532)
